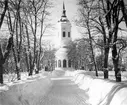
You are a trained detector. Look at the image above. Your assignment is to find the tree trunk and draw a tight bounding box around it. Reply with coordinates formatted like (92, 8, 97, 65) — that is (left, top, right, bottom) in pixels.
(24, 48, 30, 72)
(14, 19, 21, 80)
(36, 51, 40, 74)
(28, 53, 33, 76)
(16, 62, 20, 80)
(25, 24, 33, 76)
(35, 52, 39, 74)
(36, 39, 43, 74)
(87, 22, 98, 76)
(0, 64, 3, 84)
(0, 45, 4, 84)
(0, 0, 9, 84)
(17, 53, 21, 80)
(103, 47, 109, 79)
(33, 36, 37, 73)
(0, 0, 8, 29)
(0, 36, 13, 84)
(112, 45, 121, 82)
(12, 47, 21, 80)
(121, 0, 127, 27)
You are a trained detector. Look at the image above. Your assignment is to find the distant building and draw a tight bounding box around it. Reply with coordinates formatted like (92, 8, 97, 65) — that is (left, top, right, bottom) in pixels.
(55, 2, 72, 70)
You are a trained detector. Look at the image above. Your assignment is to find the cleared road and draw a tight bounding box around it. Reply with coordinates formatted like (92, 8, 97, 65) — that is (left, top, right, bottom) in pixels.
(41, 75, 89, 105)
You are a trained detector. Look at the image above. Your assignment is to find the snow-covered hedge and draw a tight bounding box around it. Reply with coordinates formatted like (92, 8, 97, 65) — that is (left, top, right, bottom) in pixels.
(66, 70, 127, 105)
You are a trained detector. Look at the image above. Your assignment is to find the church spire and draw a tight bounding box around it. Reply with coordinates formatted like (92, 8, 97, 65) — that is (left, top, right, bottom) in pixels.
(62, 2, 66, 17)
(59, 2, 69, 22)
(63, 1, 65, 10)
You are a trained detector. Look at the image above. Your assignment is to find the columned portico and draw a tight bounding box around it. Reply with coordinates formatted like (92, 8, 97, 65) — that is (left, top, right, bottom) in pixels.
(55, 59, 71, 68)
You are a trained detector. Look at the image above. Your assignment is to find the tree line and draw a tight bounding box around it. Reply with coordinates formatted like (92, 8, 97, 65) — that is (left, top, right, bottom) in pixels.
(1, 0, 127, 84)
(68, 0, 127, 82)
(0, 0, 53, 84)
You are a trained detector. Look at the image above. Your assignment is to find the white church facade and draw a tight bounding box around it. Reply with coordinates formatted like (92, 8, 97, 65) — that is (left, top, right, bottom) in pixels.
(55, 3, 72, 70)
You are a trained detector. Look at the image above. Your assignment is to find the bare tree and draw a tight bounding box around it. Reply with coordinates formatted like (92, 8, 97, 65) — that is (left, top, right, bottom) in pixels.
(76, 0, 98, 76)
(0, 0, 14, 84)
(36, 0, 52, 74)
(0, 0, 52, 83)
(68, 39, 92, 70)
(41, 41, 55, 71)
(120, 0, 127, 27)
(76, 0, 127, 81)
(6, 0, 23, 80)
(0, 0, 8, 29)
(22, 0, 52, 75)
(91, 0, 112, 79)
(98, 0, 127, 81)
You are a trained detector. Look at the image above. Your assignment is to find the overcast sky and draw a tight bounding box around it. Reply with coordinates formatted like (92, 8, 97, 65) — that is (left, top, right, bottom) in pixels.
(44, 0, 127, 44)
(43, 0, 81, 42)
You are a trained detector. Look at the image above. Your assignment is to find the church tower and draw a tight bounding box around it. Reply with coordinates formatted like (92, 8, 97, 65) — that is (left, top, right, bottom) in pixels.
(55, 2, 72, 70)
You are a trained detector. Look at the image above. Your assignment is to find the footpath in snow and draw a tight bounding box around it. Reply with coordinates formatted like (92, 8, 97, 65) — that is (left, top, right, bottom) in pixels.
(0, 70, 89, 105)
(40, 76, 88, 105)
(1, 70, 127, 105)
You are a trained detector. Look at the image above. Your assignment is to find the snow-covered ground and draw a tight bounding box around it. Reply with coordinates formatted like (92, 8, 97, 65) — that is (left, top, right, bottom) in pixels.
(1, 70, 127, 105)
(65, 70, 127, 82)
(41, 76, 89, 105)
(65, 70, 127, 105)
(0, 70, 52, 105)
(0, 70, 47, 91)
(0, 70, 89, 105)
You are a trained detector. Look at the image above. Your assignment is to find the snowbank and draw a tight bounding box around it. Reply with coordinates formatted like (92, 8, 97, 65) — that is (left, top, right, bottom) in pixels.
(66, 70, 127, 105)
(75, 73, 85, 84)
(0, 76, 52, 105)
(65, 70, 86, 77)
(79, 75, 94, 91)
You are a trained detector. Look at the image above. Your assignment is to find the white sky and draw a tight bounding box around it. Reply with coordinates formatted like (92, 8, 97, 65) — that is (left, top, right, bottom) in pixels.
(0, 0, 81, 47)
(42, 0, 82, 43)
(44, 0, 127, 44)
(1, 0, 127, 45)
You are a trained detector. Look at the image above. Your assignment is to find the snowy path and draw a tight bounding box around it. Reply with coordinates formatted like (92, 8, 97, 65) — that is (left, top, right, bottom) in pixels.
(41, 76, 89, 105)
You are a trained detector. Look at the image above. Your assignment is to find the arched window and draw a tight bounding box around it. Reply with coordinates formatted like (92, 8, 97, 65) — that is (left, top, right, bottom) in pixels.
(68, 32, 70, 37)
(58, 60, 61, 67)
(55, 60, 57, 67)
(63, 59, 67, 68)
(68, 60, 71, 67)
(63, 31, 66, 37)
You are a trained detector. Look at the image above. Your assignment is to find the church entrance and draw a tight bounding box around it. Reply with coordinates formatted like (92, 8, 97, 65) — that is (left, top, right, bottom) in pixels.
(63, 59, 66, 68)
(58, 60, 61, 67)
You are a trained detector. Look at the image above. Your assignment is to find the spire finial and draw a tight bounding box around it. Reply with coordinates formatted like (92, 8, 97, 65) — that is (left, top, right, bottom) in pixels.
(62, 1, 66, 17)
(59, 1, 69, 22)
(63, 1, 65, 10)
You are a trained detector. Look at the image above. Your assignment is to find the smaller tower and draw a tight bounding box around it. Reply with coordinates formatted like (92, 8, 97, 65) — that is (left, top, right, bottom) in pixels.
(55, 2, 72, 70)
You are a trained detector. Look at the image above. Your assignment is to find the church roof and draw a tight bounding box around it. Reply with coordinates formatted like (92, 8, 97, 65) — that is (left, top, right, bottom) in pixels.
(55, 47, 69, 56)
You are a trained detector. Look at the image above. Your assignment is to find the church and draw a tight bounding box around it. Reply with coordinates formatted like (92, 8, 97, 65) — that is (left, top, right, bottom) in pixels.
(55, 2, 72, 70)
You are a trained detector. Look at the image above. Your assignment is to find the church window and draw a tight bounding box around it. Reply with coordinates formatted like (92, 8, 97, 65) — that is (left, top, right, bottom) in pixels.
(68, 32, 70, 37)
(68, 60, 71, 67)
(58, 60, 61, 67)
(63, 31, 66, 37)
(63, 59, 67, 68)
